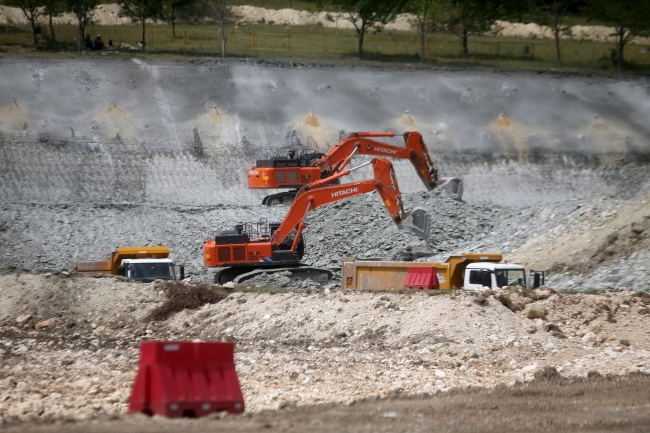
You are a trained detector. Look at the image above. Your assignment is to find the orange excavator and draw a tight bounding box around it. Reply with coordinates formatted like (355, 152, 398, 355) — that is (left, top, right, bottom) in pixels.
(248, 131, 462, 206)
(205, 158, 431, 284)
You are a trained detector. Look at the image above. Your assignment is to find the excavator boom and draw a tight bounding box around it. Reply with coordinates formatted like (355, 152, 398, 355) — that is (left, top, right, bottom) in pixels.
(315, 132, 438, 190)
(247, 131, 454, 205)
(270, 158, 412, 247)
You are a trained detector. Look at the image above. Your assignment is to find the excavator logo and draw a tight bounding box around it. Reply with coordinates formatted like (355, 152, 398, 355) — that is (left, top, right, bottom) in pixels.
(373, 146, 398, 155)
(332, 187, 358, 198)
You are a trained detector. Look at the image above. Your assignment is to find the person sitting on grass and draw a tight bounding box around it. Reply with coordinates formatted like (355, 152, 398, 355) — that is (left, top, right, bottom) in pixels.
(84, 34, 93, 50)
(93, 34, 105, 51)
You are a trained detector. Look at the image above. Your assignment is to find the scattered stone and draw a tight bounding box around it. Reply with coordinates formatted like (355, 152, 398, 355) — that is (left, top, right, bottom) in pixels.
(526, 304, 547, 319)
(16, 314, 32, 324)
(35, 318, 60, 330)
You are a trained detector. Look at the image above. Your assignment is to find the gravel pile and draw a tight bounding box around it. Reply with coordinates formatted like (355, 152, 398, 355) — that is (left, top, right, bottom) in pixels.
(302, 189, 499, 268)
(0, 189, 499, 284)
(2, 187, 647, 293)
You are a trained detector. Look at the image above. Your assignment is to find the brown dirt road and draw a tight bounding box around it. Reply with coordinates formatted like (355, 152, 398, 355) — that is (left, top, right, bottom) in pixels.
(4, 374, 650, 433)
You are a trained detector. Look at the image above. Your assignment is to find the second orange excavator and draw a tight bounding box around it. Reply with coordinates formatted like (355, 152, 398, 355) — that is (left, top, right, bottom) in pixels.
(205, 157, 431, 284)
(248, 131, 462, 205)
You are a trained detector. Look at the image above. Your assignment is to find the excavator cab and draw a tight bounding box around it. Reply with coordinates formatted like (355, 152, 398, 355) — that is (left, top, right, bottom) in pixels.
(270, 223, 305, 260)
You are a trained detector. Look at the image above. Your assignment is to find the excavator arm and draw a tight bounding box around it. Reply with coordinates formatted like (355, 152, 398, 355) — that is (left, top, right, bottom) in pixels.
(270, 158, 430, 249)
(313, 131, 439, 191)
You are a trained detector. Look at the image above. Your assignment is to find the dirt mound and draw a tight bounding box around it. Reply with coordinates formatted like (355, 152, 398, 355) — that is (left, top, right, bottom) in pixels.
(1, 272, 650, 422)
(0, 4, 161, 27)
(507, 192, 650, 291)
(145, 281, 229, 321)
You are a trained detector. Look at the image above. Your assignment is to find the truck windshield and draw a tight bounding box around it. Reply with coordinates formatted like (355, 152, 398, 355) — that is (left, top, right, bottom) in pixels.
(494, 269, 526, 288)
(130, 263, 175, 282)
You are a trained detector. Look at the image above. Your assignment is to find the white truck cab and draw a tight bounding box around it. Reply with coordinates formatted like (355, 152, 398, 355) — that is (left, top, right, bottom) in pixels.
(119, 258, 178, 283)
(463, 262, 527, 291)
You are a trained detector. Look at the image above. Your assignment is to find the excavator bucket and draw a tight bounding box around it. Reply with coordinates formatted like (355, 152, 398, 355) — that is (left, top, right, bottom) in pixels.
(437, 177, 464, 200)
(400, 207, 431, 249)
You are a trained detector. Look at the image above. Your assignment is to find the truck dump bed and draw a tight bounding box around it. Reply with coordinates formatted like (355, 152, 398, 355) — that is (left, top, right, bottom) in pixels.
(341, 253, 502, 290)
(73, 246, 170, 275)
(74, 260, 112, 274)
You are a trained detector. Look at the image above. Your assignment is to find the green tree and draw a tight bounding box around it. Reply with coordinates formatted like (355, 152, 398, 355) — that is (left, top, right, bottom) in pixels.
(585, 0, 650, 73)
(4, 0, 45, 45)
(440, 0, 503, 57)
(529, 0, 578, 65)
(120, 0, 164, 52)
(323, 0, 409, 58)
(205, 0, 231, 58)
(42, 0, 66, 42)
(65, 0, 99, 54)
(409, 0, 448, 63)
(163, 0, 198, 38)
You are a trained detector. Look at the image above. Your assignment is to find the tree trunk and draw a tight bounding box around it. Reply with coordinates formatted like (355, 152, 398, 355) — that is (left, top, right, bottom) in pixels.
(49, 13, 56, 42)
(78, 13, 82, 54)
(142, 19, 146, 52)
(171, 7, 176, 39)
(30, 17, 38, 46)
(81, 20, 86, 46)
(419, 20, 426, 63)
(617, 27, 624, 73)
(462, 27, 468, 58)
(220, 13, 227, 58)
(553, 5, 561, 65)
(357, 25, 365, 58)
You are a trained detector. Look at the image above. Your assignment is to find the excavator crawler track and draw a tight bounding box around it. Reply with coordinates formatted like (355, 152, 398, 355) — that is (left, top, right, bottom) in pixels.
(215, 265, 333, 285)
(262, 190, 298, 206)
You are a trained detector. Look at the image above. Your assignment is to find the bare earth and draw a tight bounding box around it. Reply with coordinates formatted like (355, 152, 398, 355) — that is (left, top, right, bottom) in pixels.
(1, 272, 650, 431)
(4, 374, 650, 433)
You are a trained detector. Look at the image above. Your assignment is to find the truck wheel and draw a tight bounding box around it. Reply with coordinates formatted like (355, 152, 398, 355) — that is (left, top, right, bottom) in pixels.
(267, 197, 282, 206)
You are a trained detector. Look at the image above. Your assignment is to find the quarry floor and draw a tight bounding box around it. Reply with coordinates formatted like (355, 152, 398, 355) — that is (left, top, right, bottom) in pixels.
(3, 375, 650, 433)
(1, 273, 650, 431)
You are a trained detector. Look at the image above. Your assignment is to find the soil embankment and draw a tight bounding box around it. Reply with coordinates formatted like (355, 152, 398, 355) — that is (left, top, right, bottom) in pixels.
(1, 272, 649, 424)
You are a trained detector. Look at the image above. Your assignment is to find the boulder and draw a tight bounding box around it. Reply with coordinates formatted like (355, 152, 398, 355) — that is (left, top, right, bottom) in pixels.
(35, 318, 60, 330)
(525, 303, 547, 319)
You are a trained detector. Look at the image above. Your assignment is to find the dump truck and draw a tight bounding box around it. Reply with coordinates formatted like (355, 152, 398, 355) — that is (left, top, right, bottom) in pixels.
(73, 246, 184, 283)
(342, 253, 544, 291)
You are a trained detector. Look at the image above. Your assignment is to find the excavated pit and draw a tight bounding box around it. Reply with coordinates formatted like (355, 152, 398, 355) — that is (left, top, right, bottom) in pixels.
(1, 56, 650, 427)
(1, 57, 649, 286)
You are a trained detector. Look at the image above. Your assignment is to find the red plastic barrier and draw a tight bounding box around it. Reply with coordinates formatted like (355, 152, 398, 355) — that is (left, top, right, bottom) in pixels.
(404, 267, 439, 290)
(128, 341, 245, 418)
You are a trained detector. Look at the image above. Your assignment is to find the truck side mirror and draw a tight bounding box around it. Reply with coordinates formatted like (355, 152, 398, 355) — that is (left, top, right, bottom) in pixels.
(118, 265, 125, 277)
(179, 265, 185, 280)
(533, 272, 541, 288)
